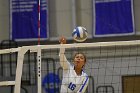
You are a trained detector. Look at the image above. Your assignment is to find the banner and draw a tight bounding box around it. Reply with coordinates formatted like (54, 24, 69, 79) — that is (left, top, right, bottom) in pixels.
(94, 0, 134, 37)
(11, 0, 48, 40)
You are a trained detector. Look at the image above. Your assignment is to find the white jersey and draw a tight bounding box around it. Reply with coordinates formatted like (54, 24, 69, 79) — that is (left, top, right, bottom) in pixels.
(59, 47, 89, 93)
(60, 64, 89, 93)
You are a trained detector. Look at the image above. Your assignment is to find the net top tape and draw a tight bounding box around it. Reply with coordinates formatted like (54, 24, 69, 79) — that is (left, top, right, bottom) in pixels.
(0, 40, 140, 54)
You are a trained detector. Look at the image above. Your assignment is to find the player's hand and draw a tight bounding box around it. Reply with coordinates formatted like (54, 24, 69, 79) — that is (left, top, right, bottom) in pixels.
(59, 36, 66, 44)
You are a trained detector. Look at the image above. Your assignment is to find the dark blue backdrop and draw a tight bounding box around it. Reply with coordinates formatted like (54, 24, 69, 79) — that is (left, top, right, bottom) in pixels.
(94, 0, 134, 37)
(11, 0, 47, 40)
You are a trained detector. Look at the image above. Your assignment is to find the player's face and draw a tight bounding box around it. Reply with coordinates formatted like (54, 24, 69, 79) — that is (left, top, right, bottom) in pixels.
(74, 53, 86, 69)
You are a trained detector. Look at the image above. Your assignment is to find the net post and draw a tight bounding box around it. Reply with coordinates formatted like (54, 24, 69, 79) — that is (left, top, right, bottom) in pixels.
(14, 47, 28, 93)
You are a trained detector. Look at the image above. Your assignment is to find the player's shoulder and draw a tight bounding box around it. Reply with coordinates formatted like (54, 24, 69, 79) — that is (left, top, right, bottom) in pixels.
(82, 71, 88, 77)
(82, 71, 89, 85)
(69, 64, 74, 69)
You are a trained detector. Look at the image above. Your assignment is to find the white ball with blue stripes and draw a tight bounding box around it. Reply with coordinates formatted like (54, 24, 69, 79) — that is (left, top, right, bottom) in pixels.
(72, 26, 88, 42)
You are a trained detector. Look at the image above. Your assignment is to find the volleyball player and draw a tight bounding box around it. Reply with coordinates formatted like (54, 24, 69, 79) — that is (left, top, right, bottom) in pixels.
(59, 36, 89, 93)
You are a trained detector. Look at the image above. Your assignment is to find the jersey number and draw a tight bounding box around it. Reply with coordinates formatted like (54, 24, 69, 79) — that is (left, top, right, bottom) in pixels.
(68, 82, 76, 91)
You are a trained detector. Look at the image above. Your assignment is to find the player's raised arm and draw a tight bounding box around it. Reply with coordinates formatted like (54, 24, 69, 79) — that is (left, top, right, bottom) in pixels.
(59, 36, 69, 70)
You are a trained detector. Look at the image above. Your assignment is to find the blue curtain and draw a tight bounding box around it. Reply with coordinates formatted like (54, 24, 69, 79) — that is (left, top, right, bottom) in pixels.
(11, 0, 47, 40)
(94, 0, 134, 37)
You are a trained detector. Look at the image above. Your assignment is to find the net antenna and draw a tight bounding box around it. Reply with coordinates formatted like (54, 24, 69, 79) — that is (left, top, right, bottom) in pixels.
(0, 40, 140, 93)
(38, 0, 41, 45)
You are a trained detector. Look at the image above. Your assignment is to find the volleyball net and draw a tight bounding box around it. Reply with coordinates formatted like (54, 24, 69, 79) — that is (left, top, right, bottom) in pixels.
(0, 40, 140, 93)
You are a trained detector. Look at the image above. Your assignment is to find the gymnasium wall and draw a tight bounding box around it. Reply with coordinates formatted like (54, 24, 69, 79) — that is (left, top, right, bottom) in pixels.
(0, 0, 140, 42)
(0, 0, 9, 41)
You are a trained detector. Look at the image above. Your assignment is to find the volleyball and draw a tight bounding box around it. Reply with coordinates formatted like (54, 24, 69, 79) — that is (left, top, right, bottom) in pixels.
(72, 26, 88, 42)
